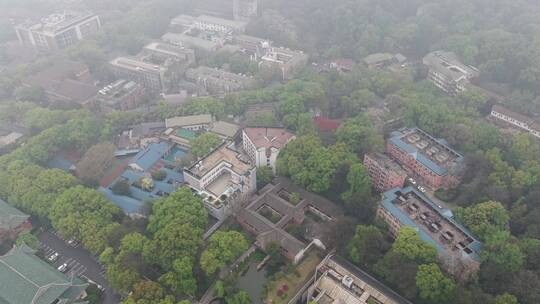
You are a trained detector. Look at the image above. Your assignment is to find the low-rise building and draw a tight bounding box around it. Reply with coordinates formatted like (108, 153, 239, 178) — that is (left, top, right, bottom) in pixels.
(490, 105, 540, 138)
(303, 254, 412, 304)
(172, 14, 247, 34)
(423, 51, 479, 96)
(260, 47, 308, 80)
(162, 32, 223, 52)
(242, 127, 295, 172)
(0, 199, 31, 243)
(363, 153, 407, 192)
(142, 42, 196, 67)
(210, 121, 241, 139)
(184, 141, 256, 219)
(386, 127, 465, 189)
(378, 187, 482, 276)
(165, 114, 213, 131)
(95, 79, 146, 113)
(236, 177, 343, 263)
(0, 245, 88, 304)
(15, 11, 101, 51)
(363, 53, 406, 69)
(233, 34, 270, 57)
(110, 57, 168, 92)
(185, 66, 256, 95)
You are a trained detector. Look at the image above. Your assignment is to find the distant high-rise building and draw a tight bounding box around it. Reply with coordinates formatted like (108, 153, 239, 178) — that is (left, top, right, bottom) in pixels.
(15, 11, 101, 51)
(233, 0, 259, 21)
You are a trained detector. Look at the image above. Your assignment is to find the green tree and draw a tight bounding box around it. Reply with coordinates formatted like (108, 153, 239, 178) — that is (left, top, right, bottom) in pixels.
(200, 231, 249, 276)
(392, 227, 438, 264)
(15, 231, 39, 249)
(495, 293, 519, 304)
(416, 263, 456, 304)
(256, 166, 274, 189)
(190, 133, 222, 158)
(158, 257, 197, 297)
(348, 225, 390, 269)
(226, 290, 251, 304)
(455, 201, 510, 241)
(482, 231, 524, 273)
(335, 115, 384, 156)
(342, 163, 372, 201)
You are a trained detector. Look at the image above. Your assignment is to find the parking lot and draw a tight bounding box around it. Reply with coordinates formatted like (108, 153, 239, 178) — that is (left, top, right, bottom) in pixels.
(38, 230, 120, 304)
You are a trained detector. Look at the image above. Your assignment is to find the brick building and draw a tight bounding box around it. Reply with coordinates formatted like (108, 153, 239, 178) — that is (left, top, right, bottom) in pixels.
(386, 127, 464, 189)
(363, 153, 407, 192)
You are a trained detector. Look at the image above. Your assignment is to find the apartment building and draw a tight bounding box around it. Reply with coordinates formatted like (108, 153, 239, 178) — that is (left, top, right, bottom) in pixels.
(242, 127, 295, 172)
(378, 187, 482, 276)
(95, 79, 146, 113)
(260, 47, 309, 80)
(185, 66, 256, 95)
(171, 14, 247, 34)
(141, 42, 196, 67)
(423, 51, 479, 96)
(110, 57, 167, 92)
(386, 127, 464, 189)
(490, 105, 540, 138)
(183, 142, 256, 219)
(303, 255, 412, 304)
(15, 11, 101, 51)
(363, 153, 407, 192)
(234, 35, 271, 57)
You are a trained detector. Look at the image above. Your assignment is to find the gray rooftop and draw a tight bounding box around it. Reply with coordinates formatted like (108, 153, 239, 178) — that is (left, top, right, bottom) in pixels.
(423, 51, 479, 81)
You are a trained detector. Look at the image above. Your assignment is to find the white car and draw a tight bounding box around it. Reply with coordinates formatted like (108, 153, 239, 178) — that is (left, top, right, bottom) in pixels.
(57, 263, 68, 273)
(418, 186, 426, 193)
(48, 252, 59, 262)
(67, 239, 79, 247)
(408, 178, 417, 185)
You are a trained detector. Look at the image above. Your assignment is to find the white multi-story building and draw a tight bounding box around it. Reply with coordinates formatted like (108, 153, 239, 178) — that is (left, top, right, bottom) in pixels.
(183, 142, 256, 219)
(109, 57, 167, 92)
(423, 51, 479, 96)
(171, 14, 247, 34)
(15, 11, 101, 51)
(490, 105, 540, 138)
(242, 127, 295, 172)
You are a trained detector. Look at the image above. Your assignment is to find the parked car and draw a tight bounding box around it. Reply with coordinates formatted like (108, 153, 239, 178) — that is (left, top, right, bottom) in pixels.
(418, 186, 426, 193)
(48, 252, 59, 262)
(57, 263, 68, 273)
(408, 177, 417, 185)
(67, 239, 79, 247)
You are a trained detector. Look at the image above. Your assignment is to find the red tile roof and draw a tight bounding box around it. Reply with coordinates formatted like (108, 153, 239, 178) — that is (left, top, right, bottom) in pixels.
(314, 116, 342, 132)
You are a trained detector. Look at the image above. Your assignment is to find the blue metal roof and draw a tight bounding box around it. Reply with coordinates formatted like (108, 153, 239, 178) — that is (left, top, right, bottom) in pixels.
(98, 187, 144, 214)
(389, 127, 464, 176)
(382, 186, 482, 262)
(131, 142, 171, 171)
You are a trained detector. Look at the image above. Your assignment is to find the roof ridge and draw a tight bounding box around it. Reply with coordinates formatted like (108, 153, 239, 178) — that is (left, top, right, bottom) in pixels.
(0, 258, 40, 288)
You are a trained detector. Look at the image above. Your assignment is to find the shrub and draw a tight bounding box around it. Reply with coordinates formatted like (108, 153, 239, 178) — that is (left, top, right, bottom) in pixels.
(111, 179, 131, 196)
(152, 170, 167, 181)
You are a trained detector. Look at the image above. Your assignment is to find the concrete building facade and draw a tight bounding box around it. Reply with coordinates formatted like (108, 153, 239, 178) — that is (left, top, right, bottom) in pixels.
(260, 47, 309, 80)
(15, 11, 101, 51)
(110, 57, 167, 92)
(185, 66, 256, 95)
(241, 127, 295, 172)
(423, 51, 479, 96)
(490, 105, 540, 138)
(363, 153, 407, 192)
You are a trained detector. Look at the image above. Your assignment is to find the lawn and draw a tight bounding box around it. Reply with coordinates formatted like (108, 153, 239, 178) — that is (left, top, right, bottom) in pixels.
(265, 253, 322, 304)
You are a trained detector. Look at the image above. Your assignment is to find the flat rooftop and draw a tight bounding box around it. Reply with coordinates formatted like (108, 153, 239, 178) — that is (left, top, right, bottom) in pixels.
(243, 127, 295, 149)
(312, 255, 412, 304)
(16, 11, 97, 35)
(196, 14, 247, 29)
(110, 57, 165, 73)
(389, 127, 464, 176)
(144, 42, 194, 57)
(162, 32, 219, 51)
(188, 142, 253, 178)
(365, 153, 406, 174)
(423, 51, 479, 81)
(382, 187, 482, 262)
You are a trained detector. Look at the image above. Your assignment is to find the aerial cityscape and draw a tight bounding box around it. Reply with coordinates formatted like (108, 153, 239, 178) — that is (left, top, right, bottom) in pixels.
(0, 0, 539, 304)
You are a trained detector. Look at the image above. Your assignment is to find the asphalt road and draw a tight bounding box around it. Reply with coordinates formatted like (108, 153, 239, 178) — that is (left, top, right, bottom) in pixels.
(38, 230, 121, 304)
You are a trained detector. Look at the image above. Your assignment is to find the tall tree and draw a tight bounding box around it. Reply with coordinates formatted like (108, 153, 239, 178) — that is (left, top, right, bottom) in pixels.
(416, 263, 456, 304)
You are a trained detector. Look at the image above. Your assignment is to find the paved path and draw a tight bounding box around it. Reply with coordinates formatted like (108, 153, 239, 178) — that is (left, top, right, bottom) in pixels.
(39, 230, 121, 304)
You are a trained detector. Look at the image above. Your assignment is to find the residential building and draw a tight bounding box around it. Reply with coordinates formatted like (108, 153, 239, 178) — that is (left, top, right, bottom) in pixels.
(378, 186, 482, 276)
(185, 66, 256, 95)
(95, 79, 146, 113)
(490, 105, 540, 138)
(184, 141, 256, 219)
(313, 116, 342, 133)
(210, 121, 241, 139)
(233, 34, 271, 58)
(302, 254, 412, 304)
(15, 11, 101, 51)
(236, 177, 343, 263)
(165, 114, 213, 131)
(0, 199, 31, 243)
(0, 130, 24, 150)
(172, 14, 247, 34)
(260, 47, 308, 80)
(142, 42, 196, 67)
(362, 53, 406, 69)
(233, 0, 259, 21)
(0, 245, 88, 304)
(21, 60, 99, 107)
(423, 51, 479, 96)
(386, 127, 465, 189)
(162, 32, 223, 52)
(242, 127, 295, 172)
(110, 57, 167, 92)
(329, 58, 355, 73)
(363, 153, 407, 192)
